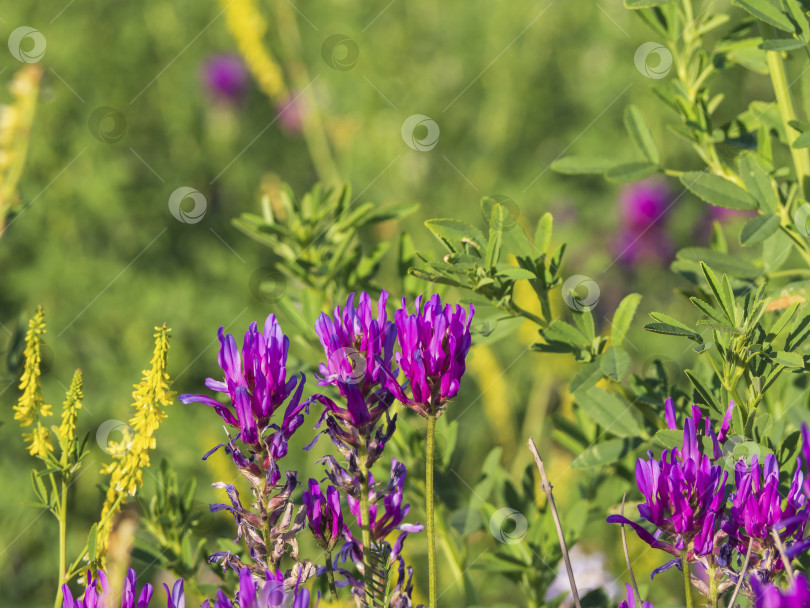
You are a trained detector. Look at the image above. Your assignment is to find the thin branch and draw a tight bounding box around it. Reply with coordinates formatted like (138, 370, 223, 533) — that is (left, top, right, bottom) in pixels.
(727, 537, 753, 608)
(528, 437, 581, 608)
(771, 528, 795, 584)
(621, 492, 641, 606)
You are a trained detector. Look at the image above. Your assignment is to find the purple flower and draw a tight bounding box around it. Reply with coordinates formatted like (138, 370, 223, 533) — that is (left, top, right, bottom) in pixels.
(201, 54, 248, 104)
(204, 567, 317, 608)
(620, 179, 670, 231)
(608, 402, 729, 560)
(618, 584, 653, 608)
(750, 573, 810, 607)
(613, 229, 674, 267)
(179, 316, 308, 477)
(345, 459, 424, 556)
(384, 294, 474, 417)
(314, 291, 396, 428)
(723, 453, 808, 574)
(302, 479, 346, 551)
(62, 569, 184, 608)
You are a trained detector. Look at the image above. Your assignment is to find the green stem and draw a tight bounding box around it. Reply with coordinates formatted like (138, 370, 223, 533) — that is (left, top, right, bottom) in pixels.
(426, 413, 438, 608)
(54, 479, 67, 608)
(708, 561, 718, 608)
(325, 547, 339, 602)
(358, 445, 374, 606)
(681, 551, 694, 608)
(764, 35, 810, 199)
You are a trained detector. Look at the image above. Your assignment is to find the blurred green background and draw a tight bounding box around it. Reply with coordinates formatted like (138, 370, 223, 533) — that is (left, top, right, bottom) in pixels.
(0, 0, 764, 605)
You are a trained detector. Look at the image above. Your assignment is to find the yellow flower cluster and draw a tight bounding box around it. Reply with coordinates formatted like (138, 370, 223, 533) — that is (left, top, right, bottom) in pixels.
(221, 0, 286, 101)
(0, 64, 42, 232)
(58, 369, 84, 452)
(14, 305, 54, 459)
(96, 324, 174, 561)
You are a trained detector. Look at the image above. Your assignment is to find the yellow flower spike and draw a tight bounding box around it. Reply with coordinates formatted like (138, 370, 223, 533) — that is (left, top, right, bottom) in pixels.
(96, 324, 174, 565)
(221, 0, 287, 101)
(14, 305, 54, 460)
(0, 64, 42, 232)
(57, 369, 84, 453)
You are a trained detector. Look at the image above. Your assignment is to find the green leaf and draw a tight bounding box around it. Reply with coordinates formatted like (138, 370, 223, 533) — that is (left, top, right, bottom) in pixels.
(685, 369, 720, 411)
(680, 171, 757, 210)
(786, 0, 810, 42)
(571, 439, 627, 469)
(486, 205, 504, 267)
(551, 156, 617, 175)
(793, 130, 810, 148)
(624, 105, 659, 164)
(677, 248, 761, 277)
(87, 523, 98, 562)
(569, 361, 604, 393)
(495, 266, 536, 280)
(654, 429, 684, 449)
(737, 154, 779, 213)
(574, 388, 642, 438)
(573, 308, 596, 342)
(760, 39, 807, 50)
(773, 351, 805, 367)
(534, 212, 553, 254)
(740, 214, 781, 246)
(605, 162, 659, 183)
(732, 0, 795, 32)
(425, 219, 486, 252)
(610, 293, 642, 346)
(644, 311, 703, 343)
(600, 346, 632, 381)
(542, 320, 589, 348)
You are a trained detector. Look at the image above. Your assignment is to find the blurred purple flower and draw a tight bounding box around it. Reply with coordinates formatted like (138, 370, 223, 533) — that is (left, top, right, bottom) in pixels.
(276, 92, 306, 134)
(620, 180, 670, 232)
(614, 229, 674, 267)
(750, 573, 810, 607)
(63, 569, 184, 608)
(201, 54, 248, 104)
(608, 401, 730, 560)
(384, 294, 474, 417)
(302, 479, 346, 551)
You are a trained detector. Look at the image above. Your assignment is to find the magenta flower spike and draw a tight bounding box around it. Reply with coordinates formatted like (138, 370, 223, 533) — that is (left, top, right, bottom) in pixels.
(608, 401, 730, 562)
(62, 569, 184, 608)
(750, 573, 810, 607)
(618, 584, 654, 608)
(385, 294, 474, 417)
(203, 567, 317, 608)
(302, 479, 346, 551)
